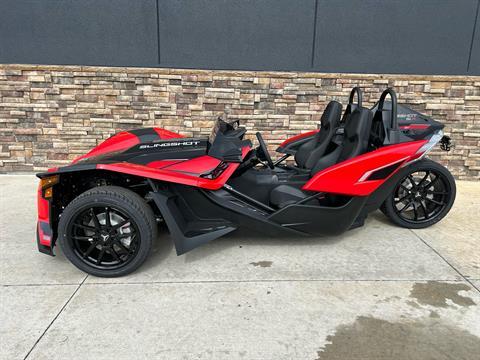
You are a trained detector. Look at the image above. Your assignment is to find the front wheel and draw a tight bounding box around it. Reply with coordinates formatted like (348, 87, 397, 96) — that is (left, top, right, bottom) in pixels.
(381, 159, 456, 229)
(58, 186, 157, 277)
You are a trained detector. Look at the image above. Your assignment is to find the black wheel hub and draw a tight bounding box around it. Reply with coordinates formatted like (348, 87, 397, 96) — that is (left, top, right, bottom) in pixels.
(393, 170, 450, 223)
(68, 206, 140, 270)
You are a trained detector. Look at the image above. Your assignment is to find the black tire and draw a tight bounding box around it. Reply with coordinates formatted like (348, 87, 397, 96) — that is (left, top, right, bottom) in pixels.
(381, 159, 456, 229)
(58, 186, 156, 277)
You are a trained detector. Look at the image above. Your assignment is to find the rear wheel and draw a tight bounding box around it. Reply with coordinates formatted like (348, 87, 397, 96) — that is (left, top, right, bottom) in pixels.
(381, 159, 456, 229)
(58, 186, 156, 277)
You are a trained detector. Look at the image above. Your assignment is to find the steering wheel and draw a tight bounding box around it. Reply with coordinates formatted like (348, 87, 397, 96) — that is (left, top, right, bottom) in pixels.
(255, 132, 274, 169)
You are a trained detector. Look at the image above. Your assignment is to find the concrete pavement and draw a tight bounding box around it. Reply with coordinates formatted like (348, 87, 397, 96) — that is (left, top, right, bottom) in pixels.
(1, 175, 479, 359)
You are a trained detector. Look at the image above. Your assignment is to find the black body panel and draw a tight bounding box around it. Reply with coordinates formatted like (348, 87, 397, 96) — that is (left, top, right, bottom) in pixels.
(268, 197, 367, 235)
(150, 190, 236, 255)
(78, 138, 209, 165)
(145, 179, 378, 254)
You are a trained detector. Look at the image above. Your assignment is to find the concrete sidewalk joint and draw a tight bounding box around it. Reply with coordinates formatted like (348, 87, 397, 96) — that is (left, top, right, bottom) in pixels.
(22, 275, 88, 360)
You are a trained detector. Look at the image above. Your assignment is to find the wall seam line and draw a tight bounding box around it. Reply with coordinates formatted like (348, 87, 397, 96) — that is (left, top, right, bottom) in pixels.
(156, 0, 161, 64)
(467, 0, 480, 72)
(310, 0, 319, 68)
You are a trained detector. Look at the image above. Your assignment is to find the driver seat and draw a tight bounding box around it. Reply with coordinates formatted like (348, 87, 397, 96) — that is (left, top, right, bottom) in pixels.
(294, 101, 343, 170)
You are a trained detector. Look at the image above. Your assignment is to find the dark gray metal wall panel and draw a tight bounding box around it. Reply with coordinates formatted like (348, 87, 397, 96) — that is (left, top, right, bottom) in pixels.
(313, 0, 478, 75)
(468, 2, 480, 74)
(0, 0, 158, 66)
(0, 0, 479, 75)
(158, 0, 315, 70)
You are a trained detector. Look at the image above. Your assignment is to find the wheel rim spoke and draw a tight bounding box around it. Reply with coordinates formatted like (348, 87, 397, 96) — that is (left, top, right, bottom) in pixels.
(399, 184, 410, 192)
(398, 201, 412, 213)
(426, 190, 448, 195)
(417, 171, 430, 188)
(96, 248, 106, 265)
(407, 175, 417, 187)
(83, 241, 99, 258)
(90, 208, 101, 230)
(424, 197, 444, 206)
(109, 247, 122, 263)
(420, 201, 429, 220)
(426, 176, 440, 190)
(73, 223, 96, 232)
(412, 203, 418, 221)
(395, 194, 409, 203)
(73, 235, 95, 241)
(105, 207, 112, 227)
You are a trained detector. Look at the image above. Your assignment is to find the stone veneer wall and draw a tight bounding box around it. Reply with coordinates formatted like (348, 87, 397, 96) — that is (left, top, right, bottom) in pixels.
(0, 64, 479, 179)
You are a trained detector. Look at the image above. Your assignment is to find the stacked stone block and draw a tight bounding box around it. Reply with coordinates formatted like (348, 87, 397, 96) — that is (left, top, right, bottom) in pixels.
(0, 65, 479, 179)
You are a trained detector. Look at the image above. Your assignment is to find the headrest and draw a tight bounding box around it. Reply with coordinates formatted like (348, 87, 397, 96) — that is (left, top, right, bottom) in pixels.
(320, 101, 343, 129)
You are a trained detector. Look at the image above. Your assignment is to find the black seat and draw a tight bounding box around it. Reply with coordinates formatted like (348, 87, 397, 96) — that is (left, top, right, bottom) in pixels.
(310, 107, 373, 174)
(269, 107, 373, 208)
(338, 108, 373, 161)
(294, 101, 343, 169)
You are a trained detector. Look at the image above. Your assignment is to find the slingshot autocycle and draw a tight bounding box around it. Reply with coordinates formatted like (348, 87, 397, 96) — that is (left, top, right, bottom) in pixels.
(36, 87, 456, 277)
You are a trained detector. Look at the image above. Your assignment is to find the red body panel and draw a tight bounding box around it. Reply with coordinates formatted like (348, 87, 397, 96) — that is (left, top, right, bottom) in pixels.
(279, 130, 318, 148)
(97, 162, 232, 190)
(303, 140, 427, 196)
(399, 124, 430, 130)
(97, 147, 250, 190)
(146, 160, 184, 169)
(161, 155, 221, 175)
(97, 162, 206, 187)
(153, 128, 185, 139)
(72, 131, 139, 164)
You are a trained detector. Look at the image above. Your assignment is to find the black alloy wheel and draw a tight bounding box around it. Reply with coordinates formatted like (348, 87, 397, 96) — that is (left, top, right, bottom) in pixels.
(382, 159, 456, 229)
(393, 171, 449, 223)
(58, 186, 156, 277)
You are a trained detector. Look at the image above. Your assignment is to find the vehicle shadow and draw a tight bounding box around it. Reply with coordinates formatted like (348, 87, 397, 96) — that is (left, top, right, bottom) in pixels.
(143, 210, 394, 266)
(182, 223, 366, 264)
